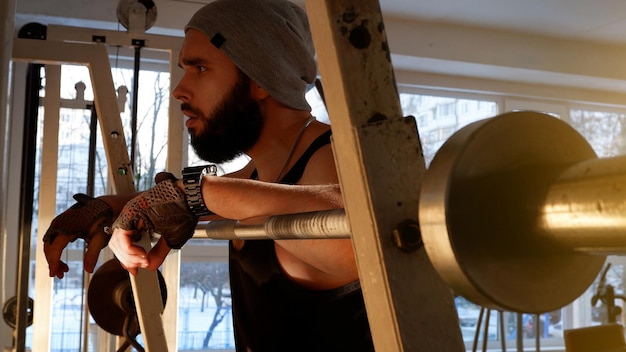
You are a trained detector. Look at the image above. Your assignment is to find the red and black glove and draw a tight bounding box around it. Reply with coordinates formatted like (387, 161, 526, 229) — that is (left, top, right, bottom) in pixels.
(43, 193, 113, 246)
(111, 172, 199, 249)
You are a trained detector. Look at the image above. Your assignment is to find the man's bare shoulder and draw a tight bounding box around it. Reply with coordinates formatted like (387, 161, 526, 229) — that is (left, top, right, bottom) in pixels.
(298, 142, 338, 185)
(224, 160, 255, 179)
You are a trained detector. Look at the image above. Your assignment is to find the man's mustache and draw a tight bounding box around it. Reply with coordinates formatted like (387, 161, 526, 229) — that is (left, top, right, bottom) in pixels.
(180, 103, 203, 117)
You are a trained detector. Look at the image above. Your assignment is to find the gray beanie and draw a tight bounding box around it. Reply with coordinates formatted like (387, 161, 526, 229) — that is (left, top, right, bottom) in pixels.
(185, 0, 317, 111)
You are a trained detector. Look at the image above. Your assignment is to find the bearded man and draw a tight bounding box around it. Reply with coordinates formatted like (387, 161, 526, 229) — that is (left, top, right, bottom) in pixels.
(43, 0, 374, 350)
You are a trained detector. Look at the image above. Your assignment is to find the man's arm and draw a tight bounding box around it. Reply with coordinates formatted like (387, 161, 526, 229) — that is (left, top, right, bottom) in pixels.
(110, 144, 359, 289)
(109, 177, 345, 273)
(200, 146, 357, 290)
(274, 148, 358, 289)
(200, 176, 343, 220)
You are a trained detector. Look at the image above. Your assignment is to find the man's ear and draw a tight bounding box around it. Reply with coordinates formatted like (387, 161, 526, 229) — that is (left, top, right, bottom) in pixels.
(250, 81, 270, 101)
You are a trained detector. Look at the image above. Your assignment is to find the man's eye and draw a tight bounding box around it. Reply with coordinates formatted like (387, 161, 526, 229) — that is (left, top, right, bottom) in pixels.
(198, 66, 207, 73)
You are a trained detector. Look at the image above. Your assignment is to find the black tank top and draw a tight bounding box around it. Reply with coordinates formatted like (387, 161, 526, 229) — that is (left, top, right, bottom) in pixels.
(229, 130, 374, 351)
(248, 130, 332, 184)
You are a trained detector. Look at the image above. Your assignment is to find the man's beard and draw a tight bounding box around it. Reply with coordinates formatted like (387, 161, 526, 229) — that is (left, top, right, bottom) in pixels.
(185, 73, 263, 163)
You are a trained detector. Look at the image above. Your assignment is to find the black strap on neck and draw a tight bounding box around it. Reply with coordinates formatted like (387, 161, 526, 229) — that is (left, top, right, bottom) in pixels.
(250, 130, 332, 184)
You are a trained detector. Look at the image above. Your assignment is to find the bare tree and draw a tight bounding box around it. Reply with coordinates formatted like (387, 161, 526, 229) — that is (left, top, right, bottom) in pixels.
(134, 72, 168, 190)
(180, 262, 232, 349)
(570, 110, 626, 157)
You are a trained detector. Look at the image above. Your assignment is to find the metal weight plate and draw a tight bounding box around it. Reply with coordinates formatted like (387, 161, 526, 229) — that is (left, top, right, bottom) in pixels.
(419, 110, 606, 313)
(88, 258, 167, 336)
(2, 296, 34, 328)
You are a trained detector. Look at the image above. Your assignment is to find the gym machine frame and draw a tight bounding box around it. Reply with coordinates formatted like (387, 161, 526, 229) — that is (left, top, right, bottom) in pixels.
(12, 0, 466, 350)
(12, 28, 182, 351)
(21, 0, 623, 351)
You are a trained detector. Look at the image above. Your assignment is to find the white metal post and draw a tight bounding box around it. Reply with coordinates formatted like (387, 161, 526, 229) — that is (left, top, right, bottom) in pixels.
(305, 1, 465, 350)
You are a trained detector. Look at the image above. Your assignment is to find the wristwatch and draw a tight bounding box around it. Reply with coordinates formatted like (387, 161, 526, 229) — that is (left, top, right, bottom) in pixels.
(182, 164, 217, 216)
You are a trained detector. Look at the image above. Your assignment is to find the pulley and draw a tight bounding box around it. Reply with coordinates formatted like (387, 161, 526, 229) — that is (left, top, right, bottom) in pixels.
(116, 0, 157, 32)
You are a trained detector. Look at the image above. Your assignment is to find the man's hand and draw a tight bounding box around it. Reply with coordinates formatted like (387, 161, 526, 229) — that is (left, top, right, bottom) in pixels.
(43, 194, 113, 278)
(108, 172, 199, 274)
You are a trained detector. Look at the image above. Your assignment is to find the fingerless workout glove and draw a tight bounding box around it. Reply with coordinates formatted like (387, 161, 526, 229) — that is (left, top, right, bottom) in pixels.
(111, 172, 199, 249)
(43, 194, 114, 245)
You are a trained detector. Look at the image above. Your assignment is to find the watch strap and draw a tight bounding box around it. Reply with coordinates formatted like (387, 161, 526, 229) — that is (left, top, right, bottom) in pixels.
(182, 165, 217, 216)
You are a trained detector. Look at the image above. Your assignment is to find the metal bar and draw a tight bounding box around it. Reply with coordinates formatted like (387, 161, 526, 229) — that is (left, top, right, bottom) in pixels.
(482, 309, 491, 352)
(31, 64, 63, 352)
(540, 154, 626, 253)
(79, 44, 168, 352)
(0, 0, 17, 348)
(0, 4, 15, 346)
(516, 313, 523, 352)
(87, 105, 98, 196)
(534, 313, 541, 351)
(130, 46, 141, 171)
(15, 62, 42, 352)
(46, 24, 181, 52)
(305, 1, 464, 351)
(499, 310, 506, 352)
(472, 307, 485, 352)
(84, 104, 97, 352)
(162, 38, 185, 352)
(202, 209, 349, 240)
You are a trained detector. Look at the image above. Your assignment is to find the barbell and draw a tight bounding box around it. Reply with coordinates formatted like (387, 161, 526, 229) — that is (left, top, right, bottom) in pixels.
(419, 110, 614, 313)
(200, 110, 622, 314)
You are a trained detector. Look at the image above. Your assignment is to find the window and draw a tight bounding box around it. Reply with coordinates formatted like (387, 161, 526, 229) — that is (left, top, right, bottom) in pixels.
(177, 260, 234, 350)
(400, 92, 498, 166)
(29, 61, 626, 351)
(30, 63, 177, 351)
(397, 93, 626, 351)
(567, 106, 626, 339)
(569, 108, 626, 157)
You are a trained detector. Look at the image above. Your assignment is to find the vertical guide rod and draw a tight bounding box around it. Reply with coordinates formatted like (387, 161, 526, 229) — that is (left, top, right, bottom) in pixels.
(130, 44, 142, 171)
(0, 0, 16, 347)
(305, 1, 464, 350)
(33, 63, 62, 352)
(14, 63, 42, 352)
(83, 105, 98, 352)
